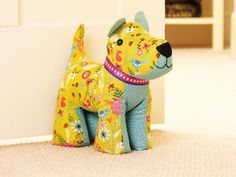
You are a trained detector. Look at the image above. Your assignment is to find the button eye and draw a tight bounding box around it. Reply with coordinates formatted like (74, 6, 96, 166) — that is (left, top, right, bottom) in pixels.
(117, 39, 123, 46)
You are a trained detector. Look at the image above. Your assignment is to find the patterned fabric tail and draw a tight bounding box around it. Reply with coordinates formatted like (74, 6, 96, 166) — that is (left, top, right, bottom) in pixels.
(69, 24, 87, 66)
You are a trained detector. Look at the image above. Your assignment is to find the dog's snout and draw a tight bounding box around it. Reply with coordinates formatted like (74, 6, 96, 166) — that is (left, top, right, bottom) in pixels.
(156, 42, 172, 58)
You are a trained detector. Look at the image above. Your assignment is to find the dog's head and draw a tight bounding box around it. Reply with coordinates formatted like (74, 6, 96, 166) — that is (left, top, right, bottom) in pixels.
(106, 11, 172, 80)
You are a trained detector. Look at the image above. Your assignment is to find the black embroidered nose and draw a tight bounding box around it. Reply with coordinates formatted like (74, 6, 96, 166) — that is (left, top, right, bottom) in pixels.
(156, 42, 172, 58)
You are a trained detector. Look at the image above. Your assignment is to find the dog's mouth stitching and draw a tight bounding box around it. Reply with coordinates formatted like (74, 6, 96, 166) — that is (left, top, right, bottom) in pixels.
(156, 63, 172, 69)
(155, 57, 172, 69)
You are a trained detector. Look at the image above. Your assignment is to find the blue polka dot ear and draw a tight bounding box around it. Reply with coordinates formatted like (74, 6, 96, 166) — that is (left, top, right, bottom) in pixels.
(134, 11, 149, 32)
(108, 18, 126, 37)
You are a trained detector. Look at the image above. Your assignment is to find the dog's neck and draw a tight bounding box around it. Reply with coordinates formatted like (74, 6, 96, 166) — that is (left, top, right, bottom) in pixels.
(104, 57, 149, 85)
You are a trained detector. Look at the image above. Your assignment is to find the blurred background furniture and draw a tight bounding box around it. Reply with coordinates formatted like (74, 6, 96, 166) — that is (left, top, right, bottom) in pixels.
(165, 0, 224, 51)
(166, 0, 202, 18)
(232, 0, 236, 58)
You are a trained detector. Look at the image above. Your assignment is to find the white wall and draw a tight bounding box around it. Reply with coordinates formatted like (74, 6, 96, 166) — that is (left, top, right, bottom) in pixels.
(0, 0, 165, 139)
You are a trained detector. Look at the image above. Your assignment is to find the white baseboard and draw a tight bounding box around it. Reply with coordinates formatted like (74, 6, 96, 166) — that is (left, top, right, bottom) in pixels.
(151, 124, 160, 130)
(0, 124, 161, 146)
(0, 135, 52, 146)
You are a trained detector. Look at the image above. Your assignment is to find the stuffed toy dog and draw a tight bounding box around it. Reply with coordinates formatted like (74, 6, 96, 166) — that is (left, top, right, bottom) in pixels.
(53, 11, 172, 154)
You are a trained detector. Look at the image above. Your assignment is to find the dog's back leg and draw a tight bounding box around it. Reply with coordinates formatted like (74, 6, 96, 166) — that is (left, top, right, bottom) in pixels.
(53, 89, 90, 147)
(84, 111, 99, 142)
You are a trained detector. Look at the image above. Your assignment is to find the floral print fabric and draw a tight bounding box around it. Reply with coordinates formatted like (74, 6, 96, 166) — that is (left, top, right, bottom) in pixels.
(53, 12, 172, 154)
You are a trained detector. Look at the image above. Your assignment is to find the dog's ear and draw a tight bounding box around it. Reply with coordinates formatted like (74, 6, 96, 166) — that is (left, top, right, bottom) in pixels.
(108, 18, 126, 37)
(134, 11, 149, 32)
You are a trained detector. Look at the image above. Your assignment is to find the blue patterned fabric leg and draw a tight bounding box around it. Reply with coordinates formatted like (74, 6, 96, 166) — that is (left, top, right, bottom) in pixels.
(126, 97, 149, 150)
(84, 111, 98, 142)
(74, 108, 90, 145)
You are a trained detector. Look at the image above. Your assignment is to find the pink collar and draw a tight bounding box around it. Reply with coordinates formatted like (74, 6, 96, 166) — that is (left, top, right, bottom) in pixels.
(104, 57, 149, 85)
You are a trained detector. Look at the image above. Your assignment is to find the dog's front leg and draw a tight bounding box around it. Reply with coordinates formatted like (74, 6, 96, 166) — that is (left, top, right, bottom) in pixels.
(126, 89, 153, 150)
(94, 98, 131, 154)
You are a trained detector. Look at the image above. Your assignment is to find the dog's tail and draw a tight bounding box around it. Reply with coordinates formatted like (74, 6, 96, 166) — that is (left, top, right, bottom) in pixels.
(69, 24, 87, 66)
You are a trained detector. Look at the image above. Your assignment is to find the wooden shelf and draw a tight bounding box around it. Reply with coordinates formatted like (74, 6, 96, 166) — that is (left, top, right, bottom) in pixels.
(165, 17, 214, 25)
(165, 0, 224, 51)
